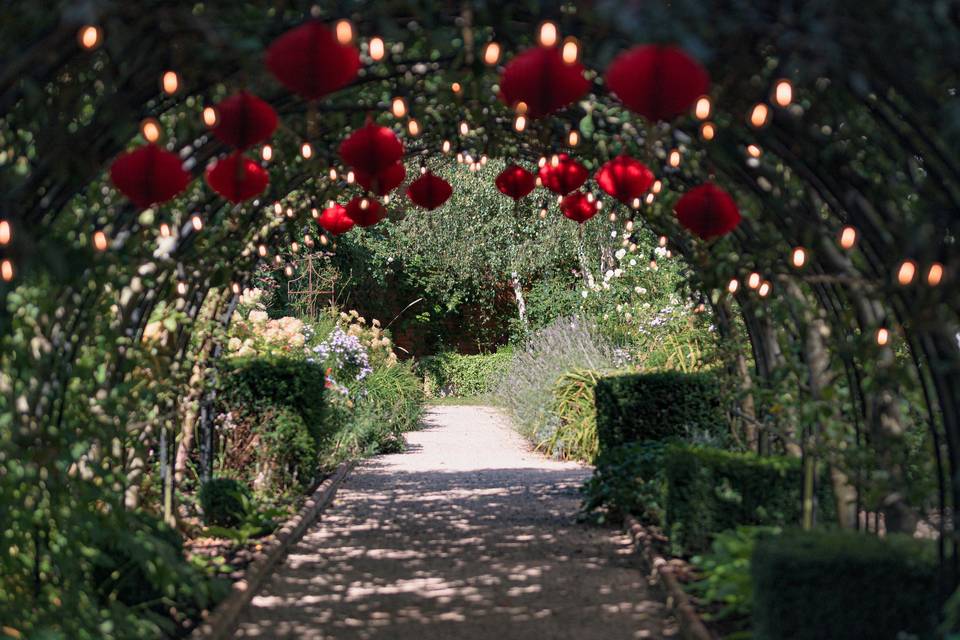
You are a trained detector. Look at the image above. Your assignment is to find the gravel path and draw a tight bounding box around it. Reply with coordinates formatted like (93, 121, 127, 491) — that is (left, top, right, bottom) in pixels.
(234, 405, 675, 639)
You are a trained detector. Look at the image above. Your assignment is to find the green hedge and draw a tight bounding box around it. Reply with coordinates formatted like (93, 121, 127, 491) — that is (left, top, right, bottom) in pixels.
(594, 371, 725, 452)
(664, 445, 832, 553)
(418, 349, 513, 397)
(752, 529, 940, 639)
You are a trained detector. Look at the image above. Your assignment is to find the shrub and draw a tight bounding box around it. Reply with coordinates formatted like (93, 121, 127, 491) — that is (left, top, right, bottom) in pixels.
(580, 440, 671, 524)
(199, 478, 251, 527)
(664, 445, 832, 553)
(751, 529, 940, 639)
(595, 371, 726, 452)
(418, 348, 514, 397)
(538, 368, 602, 461)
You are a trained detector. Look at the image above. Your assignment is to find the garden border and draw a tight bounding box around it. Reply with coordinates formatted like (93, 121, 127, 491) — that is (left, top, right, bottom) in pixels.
(624, 514, 716, 640)
(190, 460, 355, 640)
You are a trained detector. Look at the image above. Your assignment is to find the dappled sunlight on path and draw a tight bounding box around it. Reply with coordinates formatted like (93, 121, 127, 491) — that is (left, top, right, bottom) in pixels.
(234, 406, 675, 639)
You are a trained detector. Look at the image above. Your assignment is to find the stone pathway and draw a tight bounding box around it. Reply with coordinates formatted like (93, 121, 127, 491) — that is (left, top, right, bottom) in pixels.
(234, 405, 676, 639)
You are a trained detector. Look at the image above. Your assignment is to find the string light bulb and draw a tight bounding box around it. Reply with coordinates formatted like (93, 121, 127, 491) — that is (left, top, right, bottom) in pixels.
(927, 263, 944, 286)
(93, 230, 108, 251)
(231, 282, 241, 295)
(750, 103, 771, 128)
(839, 226, 858, 249)
(261, 144, 273, 162)
(391, 97, 407, 118)
(335, 19, 354, 45)
(695, 96, 712, 120)
(727, 278, 739, 294)
(320, 234, 329, 246)
(442, 140, 451, 154)
(646, 193, 655, 204)
(747, 144, 762, 158)
(177, 281, 188, 296)
(561, 37, 579, 64)
(748, 272, 761, 289)
(876, 327, 890, 346)
(1, 259, 13, 282)
(328, 168, 338, 181)
(0, 220, 10, 245)
(658, 236, 668, 247)
(791, 247, 806, 268)
(369, 36, 385, 61)
(700, 122, 716, 140)
(483, 42, 501, 66)
(459, 121, 469, 136)
(538, 21, 559, 47)
(631, 197, 641, 209)
(451, 82, 462, 94)
(291, 241, 300, 253)
(652, 180, 662, 194)
(346, 170, 355, 184)
(140, 118, 161, 143)
(300, 142, 313, 159)
(539, 208, 548, 219)
(514, 114, 527, 132)
(284, 265, 294, 277)
(758, 281, 772, 297)
(407, 119, 420, 136)
(774, 79, 793, 107)
(896, 259, 917, 285)
(160, 223, 171, 237)
(568, 130, 580, 146)
(78, 25, 102, 50)
(161, 70, 180, 95)
(191, 215, 203, 231)
(202, 106, 218, 127)
(258, 244, 267, 257)
(668, 149, 681, 168)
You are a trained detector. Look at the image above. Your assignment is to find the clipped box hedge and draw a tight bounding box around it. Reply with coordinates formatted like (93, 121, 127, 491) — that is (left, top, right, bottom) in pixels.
(594, 371, 724, 452)
(418, 348, 513, 397)
(752, 529, 940, 639)
(664, 445, 832, 553)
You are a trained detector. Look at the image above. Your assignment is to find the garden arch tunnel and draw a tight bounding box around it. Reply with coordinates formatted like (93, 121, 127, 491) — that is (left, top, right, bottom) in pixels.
(1, 0, 959, 620)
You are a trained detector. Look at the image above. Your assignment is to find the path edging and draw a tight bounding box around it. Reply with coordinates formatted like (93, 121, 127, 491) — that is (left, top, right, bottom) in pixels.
(191, 460, 355, 640)
(624, 514, 715, 640)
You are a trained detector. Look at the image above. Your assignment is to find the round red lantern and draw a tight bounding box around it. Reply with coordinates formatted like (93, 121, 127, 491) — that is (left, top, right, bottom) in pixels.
(560, 192, 599, 224)
(495, 164, 537, 200)
(265, 21, 360, 100)
(339, 120, 405, 177)
(407, 171, 452, 210)
(317, 203, 355, 235)
(539, 154, 588, 195)
(355, 161, 406, 196)
(344, 196, 385, 228)
(211, 91, 278, 150)
(499, 47, 590, 118)
(605, 45, 709, 122)
(595, 155, 655, 204)
(110, 144, 191, 208)
(674, 183, 741, 239)
(205, 152, 269, 203)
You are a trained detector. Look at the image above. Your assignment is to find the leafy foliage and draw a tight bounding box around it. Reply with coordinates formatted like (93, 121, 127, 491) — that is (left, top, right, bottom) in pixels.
(580, 440, 672, 525)
(540, 368, 604, 462)
(199, 478, 251, 528)
(418, 348, 514, 397)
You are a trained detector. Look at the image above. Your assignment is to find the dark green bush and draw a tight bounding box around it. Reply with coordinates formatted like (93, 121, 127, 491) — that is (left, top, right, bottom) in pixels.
(418, 349, 513, 397)
(199, 478, 251, 527)
(594, 371, 725, 452)
(752, 529, 940, 639)
(664, 445, 832, 553)
(580, 440, 671, 524)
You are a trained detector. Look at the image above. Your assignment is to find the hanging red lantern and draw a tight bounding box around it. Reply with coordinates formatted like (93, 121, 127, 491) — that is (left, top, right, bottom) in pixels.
(211, 91, 278, 150)
(109, 143, 191, 208)
(495, 164, 537, 200)
(674, 183, 741, 239)
(344, 196, 385, 228)
(499, 46, 590, 118)
(539, 154, 588, 195)
(265, 21, 360, 100)
(407, 171, 452, 210)
(205, 152, 269, 203)
(317, 203, 355, 235)
(560, 192, 599, 224)
(355, 161, 406, 196)
(596, 155, 655, 204)
(605, 45, 709, 122)
(339, 119, 405, 177)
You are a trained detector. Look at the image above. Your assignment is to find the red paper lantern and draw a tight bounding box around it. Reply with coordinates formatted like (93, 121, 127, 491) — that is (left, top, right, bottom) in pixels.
(605, 45, 709, 122)
(499, 47, 590, 118)
(317, 203, 355, 235)
(110, 144, 190, 208)
(407, 171, 452, 210)
(674, 183, 741, 239)
(344, 196, 385, 228)
(560, 192, 599, 224)
(355, 161, 406, 196)
(595, 155, 655, 204)
(265, 21, 360, 100)
(211, 91, 278, 150)
(339, 120, 405, 177)
(205, 153, 269, 203)
(539, 154, 588, 195)
(495, 164, 537, 200)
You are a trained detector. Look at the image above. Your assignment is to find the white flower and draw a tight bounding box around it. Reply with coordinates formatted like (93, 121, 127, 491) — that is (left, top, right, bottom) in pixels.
(581, 290, 588, 298)
(655, 246, 668, 257)
(248, 309, 268, 324)
(604, 269, 614, 280)
(629, 259, 637, 266)
(615, 248, 626, 260)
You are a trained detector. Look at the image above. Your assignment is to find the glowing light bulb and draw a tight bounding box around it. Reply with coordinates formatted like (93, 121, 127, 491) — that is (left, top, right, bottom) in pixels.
(561, 37, 579, 64)
(360, 198, 369, 210)
(568, 130, 580, 146)
(0, 220, 10, 245)
(668, 149, 681, 168)
(231, 282, 241, 294)
(538, 21, 558, 47)
(177, 282, 188, 296)
(442, 140, 451, 153)
(258, 244, 267, 257)
(483, 42, 501, 66)
(291, 241, 299, 253)
(750, 103, 771, 128)
(274, 255, 283, 265)
(160, 223, 171, 237)
(284, 265, 294, 277)
(391, 97, 407, 118)
(320, 234, 329, 246)
(78, 25, 102, 50)
(515, 101, 528, 116)
(927, 263, 944, 286)
(161, 70, 180, 95)
(758, 281, 772, 297)
(191, 215, 202, 231)
(459, 121, 469, 136)
(140, 118, 161, 143)
(896, 259, 917, 285)
(93, 230, 108, 251)
(774, 79, 793, 107)
(369, 36, 385, 61)
(538, 157, 547, 168)
(695, 96, 712, 120)
(700, 122, 716, 140)
(202, 106, 218, 127)
(301, 142, 313, 159)
(608, 212, 617, 222)
(876, 327, 890, 346)
(646, 193, 655, 204)
(335, 19, 354, 45)
(329, 168, 338, 180)
(727, 278, 739, 294)
(514, 115, 527, 132)
(1, 259, 13, 281)
(625, 220, 634, 232)
(839, 226, 857, 249)
(652, 180, 662, 194)
(748, 272, 761, 289)
(631, 197, 640, 208)
(658, 236, 668, 248)
(550, 154, 560, 168)
(311, 208, 319, 219)
(407, 119, 420, 136)
(791, 247, 806, 268)
(346, 170, 355, 184)
(274, 202, 283, 216)
(747, 144, 762, 158)
(451, 82, 462, 94)
(260, 144, 274, 162)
